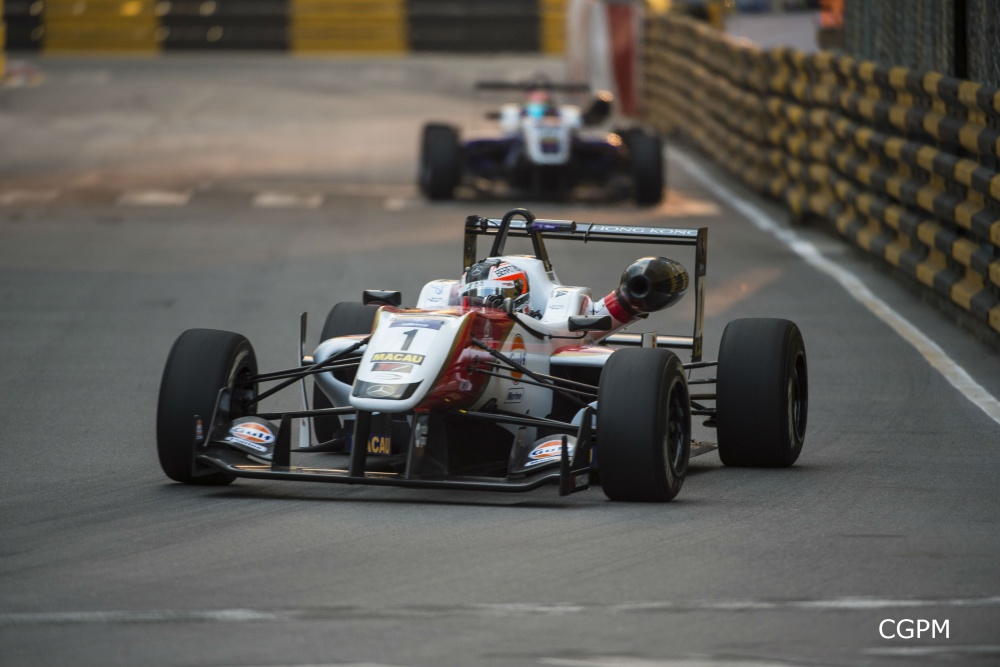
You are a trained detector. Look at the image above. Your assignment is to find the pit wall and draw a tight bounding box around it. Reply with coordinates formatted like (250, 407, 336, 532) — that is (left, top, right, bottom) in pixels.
(0, 0, 566, 54)
(644, 13, 1000, 336)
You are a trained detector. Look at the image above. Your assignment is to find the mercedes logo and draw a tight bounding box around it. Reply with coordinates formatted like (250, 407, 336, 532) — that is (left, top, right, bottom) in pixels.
(367, 384, 396, 398)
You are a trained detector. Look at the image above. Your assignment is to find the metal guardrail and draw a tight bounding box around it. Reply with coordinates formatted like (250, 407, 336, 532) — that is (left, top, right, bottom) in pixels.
(644, 13, 1000, 336)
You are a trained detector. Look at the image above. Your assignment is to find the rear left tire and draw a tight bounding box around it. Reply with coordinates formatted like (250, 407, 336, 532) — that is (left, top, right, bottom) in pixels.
(716, 318, 808, 467)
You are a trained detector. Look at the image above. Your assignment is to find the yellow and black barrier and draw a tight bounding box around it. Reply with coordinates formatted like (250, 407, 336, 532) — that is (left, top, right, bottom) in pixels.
(644, 13, 1000, 336)
(0, 0, 566, 53)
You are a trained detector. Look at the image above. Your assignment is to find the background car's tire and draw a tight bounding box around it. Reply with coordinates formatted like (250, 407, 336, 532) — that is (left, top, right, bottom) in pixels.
(157, 328, 258, 485)
(313, 302, 380, 447)
(420, 123, 461, 200)
(597, 348, 691, 502)
(626, 129, 664, 206)
(716, 318, 808, 467)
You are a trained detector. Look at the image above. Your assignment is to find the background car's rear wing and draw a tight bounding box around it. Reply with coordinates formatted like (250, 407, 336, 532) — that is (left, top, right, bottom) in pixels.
(474, 81, 592, 93)
(464, 210, 707, 361)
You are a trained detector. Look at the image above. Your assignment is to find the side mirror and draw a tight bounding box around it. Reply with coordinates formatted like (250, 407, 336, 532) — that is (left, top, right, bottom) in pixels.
(568, 315, 613, 332)
(582, 91, 613, 126)
(362, 290, 402, 307)
(502, 297, 515, 315)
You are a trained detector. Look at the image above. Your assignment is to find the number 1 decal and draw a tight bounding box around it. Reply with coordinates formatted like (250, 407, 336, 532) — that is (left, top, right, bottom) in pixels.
(400, 329, 418, 351)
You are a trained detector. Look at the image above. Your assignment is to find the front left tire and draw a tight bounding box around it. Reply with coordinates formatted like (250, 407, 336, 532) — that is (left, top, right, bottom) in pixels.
(312, 302, 380, 448)
(597, 348, 691, 501)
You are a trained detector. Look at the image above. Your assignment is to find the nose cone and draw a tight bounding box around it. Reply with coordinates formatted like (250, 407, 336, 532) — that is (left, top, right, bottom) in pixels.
(620, 256, 689, 312)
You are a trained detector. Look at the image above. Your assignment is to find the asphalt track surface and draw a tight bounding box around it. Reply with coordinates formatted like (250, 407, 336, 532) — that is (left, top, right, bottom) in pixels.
(2, 54, 1000, 667)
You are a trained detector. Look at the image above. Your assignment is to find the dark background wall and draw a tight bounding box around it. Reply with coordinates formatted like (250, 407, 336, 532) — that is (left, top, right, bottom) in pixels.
(842, 0, 1000, 87)
(0, 0, 566, 54)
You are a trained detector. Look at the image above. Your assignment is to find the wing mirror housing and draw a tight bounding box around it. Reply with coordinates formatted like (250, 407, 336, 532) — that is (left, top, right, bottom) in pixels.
(362, 290, 402, 307)
(582, 91, 613, 126)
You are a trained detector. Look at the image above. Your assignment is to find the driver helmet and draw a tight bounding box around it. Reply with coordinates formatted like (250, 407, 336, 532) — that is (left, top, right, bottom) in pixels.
(525, 89, 553, 119)
(460, 259, 531, 314)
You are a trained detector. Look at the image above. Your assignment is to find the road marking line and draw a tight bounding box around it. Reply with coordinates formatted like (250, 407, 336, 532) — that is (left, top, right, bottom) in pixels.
(3, 596, 998, 626)
(117, 190, 192, 206)
(655, 190, 720, 217)
(384, 197, 412, 211)
(252, 191, 324, 209)
(672, 148, 1000, 427)
(543, 659, 797, 667)
(66, 70, 112, 86)
(703, 267, 783, 318)
(0, 190, 59, 205)
(864, 645, 1000, 657)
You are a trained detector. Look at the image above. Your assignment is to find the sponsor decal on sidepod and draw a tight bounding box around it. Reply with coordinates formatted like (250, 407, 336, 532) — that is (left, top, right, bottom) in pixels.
(225, 422, 275, 453)
(504, 388, 524, 404)
(510, 335, 526, 382)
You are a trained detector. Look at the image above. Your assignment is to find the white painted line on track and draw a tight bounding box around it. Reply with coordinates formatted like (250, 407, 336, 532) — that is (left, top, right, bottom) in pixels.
(544, 659, 797, 667)
(253, 191, 324, 209)
(0, 190, 58, 205)
(3, 596, 998, 626)
(219, 664, 407, 667)
(65, 70, 112, 86)
(384, 197, 410, 211)
(864, 645, 1000, 657)
(672, 148, 1000, 427)
(117, 189, 192, 206)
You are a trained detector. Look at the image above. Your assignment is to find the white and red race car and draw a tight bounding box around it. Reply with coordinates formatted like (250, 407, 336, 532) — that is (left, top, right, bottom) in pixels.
(157, 208, 808, 502)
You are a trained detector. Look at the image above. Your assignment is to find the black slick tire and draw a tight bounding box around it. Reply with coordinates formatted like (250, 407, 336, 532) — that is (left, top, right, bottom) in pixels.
(420, 123, 461, 200)
(626, 130, 664, 206)
(312, 302, 380, 447)
(597, 348, 691, 502)
(156, 328, 258, 485)
(716, 318, 808, 467)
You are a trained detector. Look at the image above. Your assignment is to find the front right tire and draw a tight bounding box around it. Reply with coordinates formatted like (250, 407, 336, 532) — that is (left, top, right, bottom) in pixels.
(624, 129, 665, 206)
(156, 329, 258, 485)
(419, 123, 461, 200)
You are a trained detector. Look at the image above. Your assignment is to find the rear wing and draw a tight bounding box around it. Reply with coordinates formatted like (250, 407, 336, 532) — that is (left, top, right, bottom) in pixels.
(475, 81, 592, 93)
(463, 210, 707, 361)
